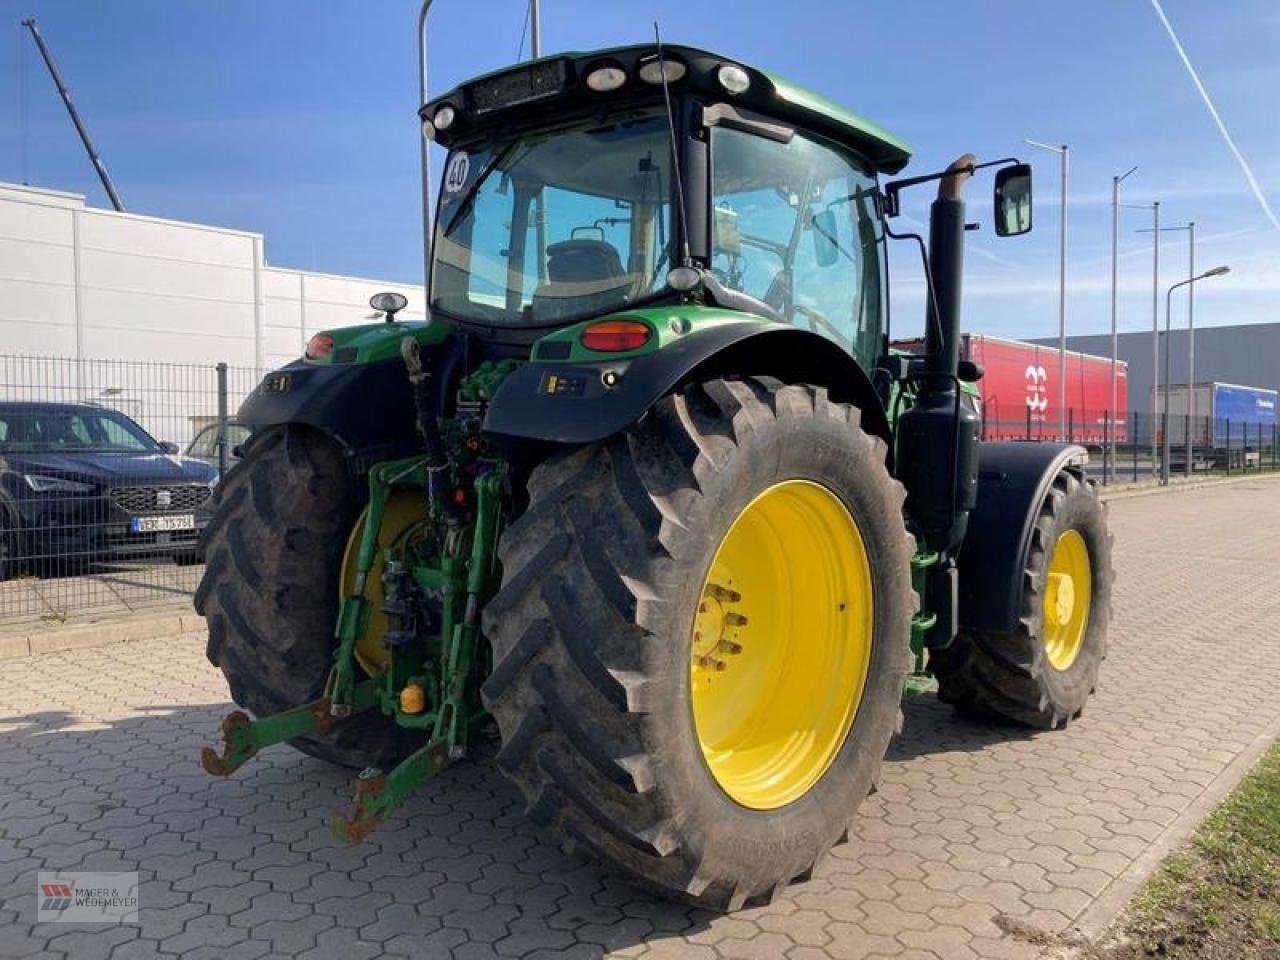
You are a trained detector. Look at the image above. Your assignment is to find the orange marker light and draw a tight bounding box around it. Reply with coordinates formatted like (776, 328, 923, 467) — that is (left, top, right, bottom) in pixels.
(400, 683, 426, 715)
(305, 333, 335, 360)
(580, 320, 651, 353)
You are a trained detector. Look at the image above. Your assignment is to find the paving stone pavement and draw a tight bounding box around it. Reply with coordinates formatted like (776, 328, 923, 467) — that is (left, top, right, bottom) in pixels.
(2, 477, 1278, 960)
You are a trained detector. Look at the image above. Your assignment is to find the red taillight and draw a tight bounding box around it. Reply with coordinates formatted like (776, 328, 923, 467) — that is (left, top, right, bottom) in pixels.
(580, 320, 651, 353)
(305, 333, 334, 360)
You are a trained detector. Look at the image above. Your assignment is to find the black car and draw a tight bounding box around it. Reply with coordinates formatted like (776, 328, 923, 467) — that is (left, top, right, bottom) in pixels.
(0, 402, 217, 578)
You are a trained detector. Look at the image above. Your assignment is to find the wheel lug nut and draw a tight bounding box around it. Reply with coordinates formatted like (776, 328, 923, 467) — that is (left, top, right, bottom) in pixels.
(720, 640, 742, 655)
(724, 612, 748, 627)
(707, 584, 742, 604)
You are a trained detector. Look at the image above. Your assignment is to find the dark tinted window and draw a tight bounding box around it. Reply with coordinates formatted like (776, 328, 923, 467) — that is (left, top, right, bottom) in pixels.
(0, 407, 158, 453)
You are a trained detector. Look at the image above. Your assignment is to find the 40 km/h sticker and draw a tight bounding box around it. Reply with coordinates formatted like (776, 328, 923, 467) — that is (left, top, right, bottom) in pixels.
(444, 153, 470, 193)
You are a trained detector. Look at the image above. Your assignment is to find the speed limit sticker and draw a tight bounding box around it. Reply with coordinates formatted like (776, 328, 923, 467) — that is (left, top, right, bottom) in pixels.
(444, 152, 470, 193)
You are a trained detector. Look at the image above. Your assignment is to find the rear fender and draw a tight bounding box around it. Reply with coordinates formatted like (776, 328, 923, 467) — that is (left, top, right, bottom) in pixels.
(484, 322, 891, 448)
(237, 358, 422, 473)
(957, 442, 1090, 635)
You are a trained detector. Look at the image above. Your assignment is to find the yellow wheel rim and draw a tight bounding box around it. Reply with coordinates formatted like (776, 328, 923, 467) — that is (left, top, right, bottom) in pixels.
(339, 490, 428, 676)
(690, 479, 874, 811)
(1042, 528, 1092, 671)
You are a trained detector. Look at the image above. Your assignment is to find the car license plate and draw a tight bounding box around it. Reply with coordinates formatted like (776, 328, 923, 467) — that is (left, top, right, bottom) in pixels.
(131, 514, 195, 533)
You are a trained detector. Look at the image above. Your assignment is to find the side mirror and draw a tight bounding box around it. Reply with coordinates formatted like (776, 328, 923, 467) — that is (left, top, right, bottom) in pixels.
(159, 441, 179, 454)
(810, 209, 840, 267)
(993, 164, 1033, 237)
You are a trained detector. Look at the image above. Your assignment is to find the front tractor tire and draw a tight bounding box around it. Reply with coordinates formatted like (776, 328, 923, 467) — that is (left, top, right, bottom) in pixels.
(931, 468, 1111, 728)
(482, 378, 915, 909)
(195, 426, 413, 769)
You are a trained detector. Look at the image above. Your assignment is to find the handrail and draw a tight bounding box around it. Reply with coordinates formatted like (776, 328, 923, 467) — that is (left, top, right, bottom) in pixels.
(417, 0, 435, 296)
(418, 1, 541, 303)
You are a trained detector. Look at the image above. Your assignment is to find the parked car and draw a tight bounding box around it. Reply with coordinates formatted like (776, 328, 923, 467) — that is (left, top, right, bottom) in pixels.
(0, 402, 217, 578)
(185, 421, 251, 469)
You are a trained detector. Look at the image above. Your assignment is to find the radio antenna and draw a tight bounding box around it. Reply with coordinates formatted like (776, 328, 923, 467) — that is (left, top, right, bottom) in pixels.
(653, 23, 691, 266)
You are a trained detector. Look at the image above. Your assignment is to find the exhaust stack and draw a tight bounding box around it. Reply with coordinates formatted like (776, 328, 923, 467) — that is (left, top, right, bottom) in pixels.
(896, 154, 983, 647)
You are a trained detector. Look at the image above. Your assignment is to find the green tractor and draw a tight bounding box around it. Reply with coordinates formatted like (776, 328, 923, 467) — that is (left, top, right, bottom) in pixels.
(197, 42, 1110, 908)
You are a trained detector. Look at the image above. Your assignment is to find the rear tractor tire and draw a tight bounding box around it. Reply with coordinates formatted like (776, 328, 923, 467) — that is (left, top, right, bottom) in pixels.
(482, 378, 915, 909)
(931, 468, 1111, 728)
(195, 425, 417, 769)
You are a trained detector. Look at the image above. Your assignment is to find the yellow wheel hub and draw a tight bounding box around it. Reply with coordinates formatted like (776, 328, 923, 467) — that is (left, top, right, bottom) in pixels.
(340, 490, 429, 676)
(690, 479, 874, 810)
(1042, 528, 1091, 671)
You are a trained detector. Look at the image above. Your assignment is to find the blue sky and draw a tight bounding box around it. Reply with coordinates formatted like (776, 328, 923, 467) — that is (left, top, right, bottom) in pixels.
(3, 1, 1277, 342)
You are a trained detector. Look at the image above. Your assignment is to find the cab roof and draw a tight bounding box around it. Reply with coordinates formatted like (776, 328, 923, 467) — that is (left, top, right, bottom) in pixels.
(425, 43, 913, 174)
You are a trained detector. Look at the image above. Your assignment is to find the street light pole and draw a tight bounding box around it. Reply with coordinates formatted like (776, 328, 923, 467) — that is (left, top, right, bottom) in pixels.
(1138, 221, 1196, 474)
(1161, 265, 1229, 485)
(1027, 140, 1069, 439)
(1151, 201, 1160, 471)
(1108, 166, 1138, 484)
(1123, 201, 1161, 469)
(1186, 222, 1195, 475)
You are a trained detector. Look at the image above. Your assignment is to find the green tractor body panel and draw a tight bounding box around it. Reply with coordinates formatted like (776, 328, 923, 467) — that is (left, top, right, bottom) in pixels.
(305, 318, 451, 367)
(528, 304, 760, 363)
(760, 67, 913, 171)
(486, 306, 890, 446)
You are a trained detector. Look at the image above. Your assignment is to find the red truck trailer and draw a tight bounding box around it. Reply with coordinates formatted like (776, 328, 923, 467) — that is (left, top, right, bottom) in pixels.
(892, 334, 1128, 443)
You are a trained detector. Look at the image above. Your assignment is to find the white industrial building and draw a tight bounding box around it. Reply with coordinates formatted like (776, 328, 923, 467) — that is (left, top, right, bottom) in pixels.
(0, 181, 424, 374)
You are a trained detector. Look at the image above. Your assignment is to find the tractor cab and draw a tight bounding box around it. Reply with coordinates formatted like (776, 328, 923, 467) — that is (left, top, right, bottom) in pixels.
(423, 44, 911, 368)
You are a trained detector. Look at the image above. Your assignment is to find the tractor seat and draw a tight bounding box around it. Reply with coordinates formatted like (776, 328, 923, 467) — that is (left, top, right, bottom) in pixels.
(532, 239, 631, 322)
(546, 239, 625, 283)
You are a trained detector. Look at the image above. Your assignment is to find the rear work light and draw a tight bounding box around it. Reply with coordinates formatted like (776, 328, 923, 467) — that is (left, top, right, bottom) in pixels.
(305, 333, 335, 360)
(580, 320, 651, 353)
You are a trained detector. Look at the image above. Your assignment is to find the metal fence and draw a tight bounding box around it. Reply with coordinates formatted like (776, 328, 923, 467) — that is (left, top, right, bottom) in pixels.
(979, 404, 1280, 484)
(2, 355, 1275, 627)
(0, 355, 257, 624)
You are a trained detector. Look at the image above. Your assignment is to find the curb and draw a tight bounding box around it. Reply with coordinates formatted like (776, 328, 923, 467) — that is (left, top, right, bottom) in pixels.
(1098, 470, 1280, 502)
(0, 607, 204, 660)
(1045, 711, 1280, 958)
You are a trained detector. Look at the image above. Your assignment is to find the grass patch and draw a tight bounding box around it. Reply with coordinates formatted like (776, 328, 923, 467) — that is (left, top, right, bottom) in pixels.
(1099, 740, 1280, 959)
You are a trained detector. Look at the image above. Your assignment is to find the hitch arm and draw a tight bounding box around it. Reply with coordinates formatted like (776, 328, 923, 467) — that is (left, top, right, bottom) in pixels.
(200, 681, 379, 776)
(332, 738, 452, 842)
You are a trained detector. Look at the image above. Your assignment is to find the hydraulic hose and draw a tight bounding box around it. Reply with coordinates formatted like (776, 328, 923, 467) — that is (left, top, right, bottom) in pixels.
(400, 336, 462, 520)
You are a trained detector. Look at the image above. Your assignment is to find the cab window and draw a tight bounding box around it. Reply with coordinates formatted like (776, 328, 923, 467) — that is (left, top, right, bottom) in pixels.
(710, 125, 884, 367)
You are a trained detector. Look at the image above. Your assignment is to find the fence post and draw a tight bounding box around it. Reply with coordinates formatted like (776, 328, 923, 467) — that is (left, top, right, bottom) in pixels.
(216, 362, 229, 480)
(1102, 409, 1110, 485)
(1184, 411, 1191, 478)
(1132, 411, 1138, 483)
(1225, 419, 1231, 475)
